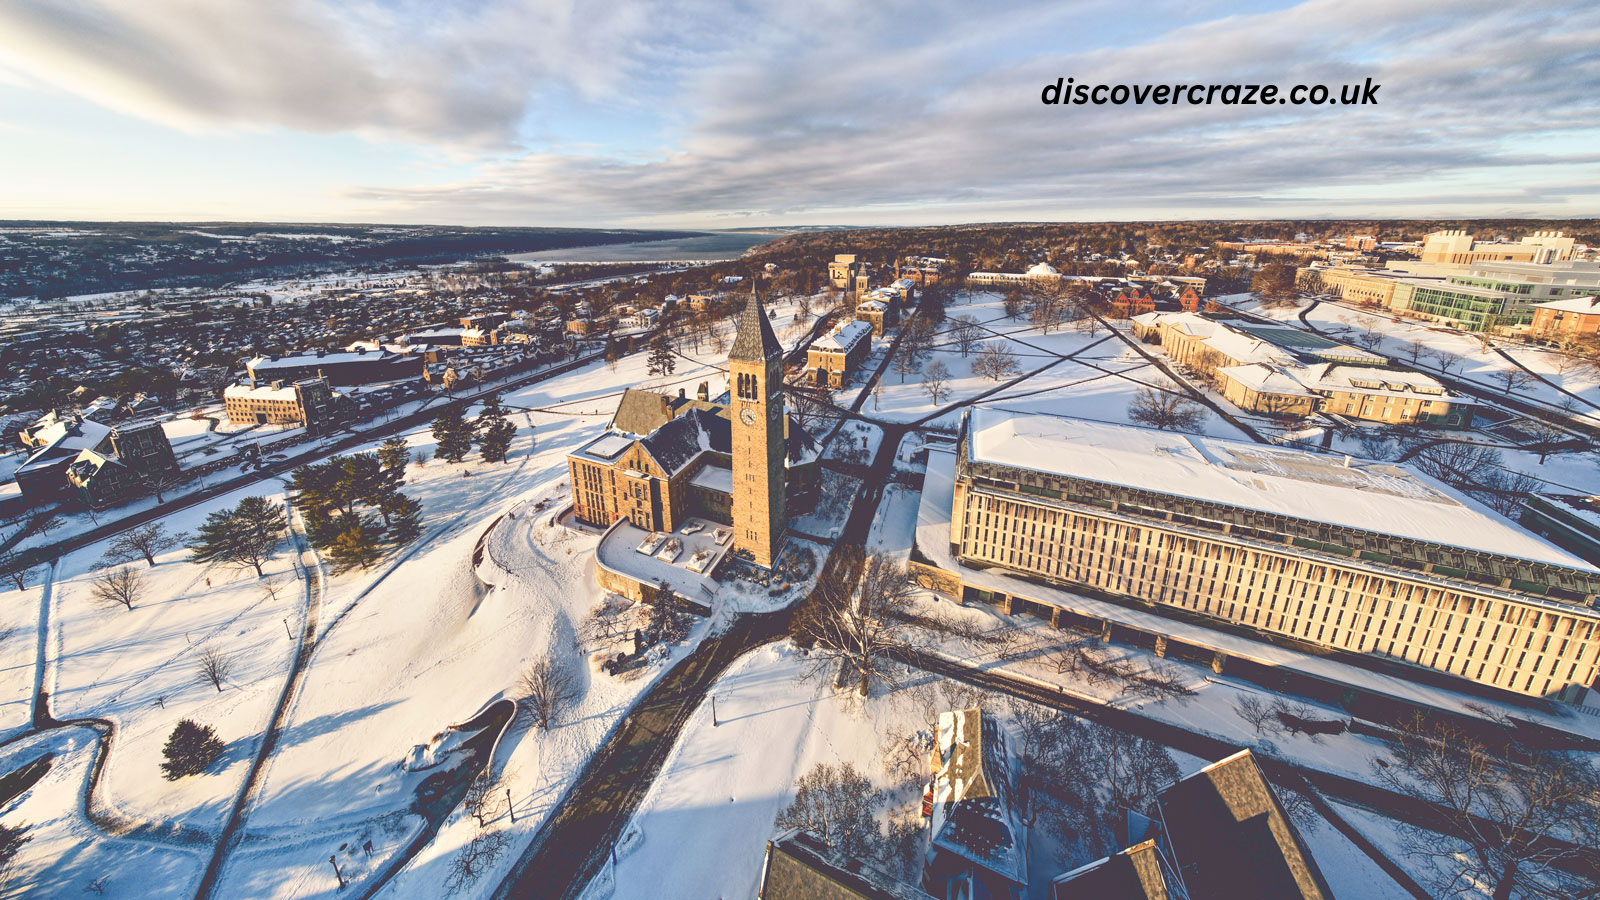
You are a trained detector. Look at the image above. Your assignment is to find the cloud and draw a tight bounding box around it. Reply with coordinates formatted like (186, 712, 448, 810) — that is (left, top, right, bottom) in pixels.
(3, 0, 1599, 223)
(0, 0, 658, 148)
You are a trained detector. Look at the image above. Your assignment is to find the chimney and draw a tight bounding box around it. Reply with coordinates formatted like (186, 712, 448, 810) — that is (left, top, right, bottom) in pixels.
(1343, 454, 1352, 468)
(678, 388, 686, 399)
(697, 381, 709, 401)
(271, 381, 283, 391)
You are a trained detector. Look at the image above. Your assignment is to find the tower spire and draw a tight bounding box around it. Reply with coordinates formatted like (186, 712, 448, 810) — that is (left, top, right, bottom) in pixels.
(729, 282, 784, 361)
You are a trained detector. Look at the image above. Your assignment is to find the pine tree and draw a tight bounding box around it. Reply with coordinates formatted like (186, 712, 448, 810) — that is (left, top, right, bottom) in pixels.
(432, 407, 474, 463)
(382, 493, 423, 546)
(378, 435, 412, 476)
(647, 336, 676, 377)
(475, 395, 516, 464)
(188, 495, 287, 577)
(161, 719, 225, 780)
(326, 519, 384, 572)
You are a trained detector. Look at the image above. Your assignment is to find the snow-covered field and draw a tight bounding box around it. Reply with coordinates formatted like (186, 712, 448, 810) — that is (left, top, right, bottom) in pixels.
(868, 293, 1248, 439)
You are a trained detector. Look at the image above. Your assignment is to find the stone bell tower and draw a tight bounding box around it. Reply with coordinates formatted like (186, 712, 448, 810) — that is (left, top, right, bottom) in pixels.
(727, 286, 786, 568)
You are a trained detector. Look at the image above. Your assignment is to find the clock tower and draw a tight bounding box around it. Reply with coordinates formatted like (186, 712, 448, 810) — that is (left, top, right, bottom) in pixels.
(728, 286, 786, 568)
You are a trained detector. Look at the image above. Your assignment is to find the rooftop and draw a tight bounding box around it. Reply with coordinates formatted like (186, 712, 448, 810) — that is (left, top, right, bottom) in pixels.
(963, 407, 1596, 573)
(813, 319, 873, 353)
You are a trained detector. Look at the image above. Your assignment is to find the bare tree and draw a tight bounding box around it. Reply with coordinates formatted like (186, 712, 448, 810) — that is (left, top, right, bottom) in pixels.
(793, 548, 918, 696)
(1409, 441, 1504, 488)
(91, 565, 145, 611)
(1373, 713, 1600, 900)
(445, 829, 510, 895)
(1402, 339, 1428, 365)
(1426, 347, 1462, 376)
(775, 762, 881, 858)
(102, 523, 187, 568)
(1128, 387, 1207, 432)
(922, 359, 951, 406)
(462, 774, 504, 827)
(196, 648, 232, 692)
(1495, 368, 1535, 395)
(519, 657, 580, 730)
(0, 549, 43, 591)
(971, 341, 1020, 382)
(891, 343, 923, 384)
(948, 315, 982, 357)
(1235, 694, 1278, 736)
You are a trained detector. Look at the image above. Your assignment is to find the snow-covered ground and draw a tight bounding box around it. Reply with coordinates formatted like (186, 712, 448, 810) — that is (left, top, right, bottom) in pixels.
(866, 293, 1248, 439)
(588, 641, 1413, 900)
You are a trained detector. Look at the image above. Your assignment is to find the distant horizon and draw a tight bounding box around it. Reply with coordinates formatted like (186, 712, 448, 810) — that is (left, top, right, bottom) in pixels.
(1, 215, 1597, 232)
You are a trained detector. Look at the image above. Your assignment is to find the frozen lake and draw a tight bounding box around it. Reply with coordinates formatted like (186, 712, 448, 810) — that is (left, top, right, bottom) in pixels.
(506, 230, 784, 263)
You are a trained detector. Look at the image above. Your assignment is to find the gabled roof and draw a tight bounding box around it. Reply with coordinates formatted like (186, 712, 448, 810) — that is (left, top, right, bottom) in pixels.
(610, 388, 684, 436)
(730, 288, 784, 361)
(1157, 750, 1333, 900)
(928, 707, 1025, 886)
(640, 408, 730, 476)
(1052, 840, 1171, 900)
(760, 830, 935, 900)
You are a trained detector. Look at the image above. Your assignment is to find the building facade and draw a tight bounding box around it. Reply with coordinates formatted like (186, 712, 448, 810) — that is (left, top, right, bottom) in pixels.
(807, 319, 873, 388)
(223, 377, 337, 428)
(934, 408, 1600, 703)
(567, 293, 812, 570)
(729, 290, 789, 568)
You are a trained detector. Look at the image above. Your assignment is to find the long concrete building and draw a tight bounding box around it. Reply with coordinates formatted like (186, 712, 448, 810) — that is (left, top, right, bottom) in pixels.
(914, 407, 1600, 704)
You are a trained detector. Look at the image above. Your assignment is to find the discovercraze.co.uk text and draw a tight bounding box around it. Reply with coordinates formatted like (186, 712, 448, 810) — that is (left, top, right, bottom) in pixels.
(1042, 77, 1379, 106)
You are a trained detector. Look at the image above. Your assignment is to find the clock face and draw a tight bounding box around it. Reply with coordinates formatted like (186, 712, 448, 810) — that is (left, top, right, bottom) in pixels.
(740, 406, 759, 425)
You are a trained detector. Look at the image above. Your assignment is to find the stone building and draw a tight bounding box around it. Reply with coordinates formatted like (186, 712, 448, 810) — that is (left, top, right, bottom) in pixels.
(807, 319, 873, 388)
(223, 377, 337, 428)
(566, 292, 819, 569)
(919, 407, 1600, 703)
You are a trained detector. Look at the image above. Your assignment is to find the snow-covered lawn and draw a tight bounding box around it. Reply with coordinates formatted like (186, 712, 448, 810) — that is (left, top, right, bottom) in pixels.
(862, 293, 1249, 440)
(0, 726, 206, 898)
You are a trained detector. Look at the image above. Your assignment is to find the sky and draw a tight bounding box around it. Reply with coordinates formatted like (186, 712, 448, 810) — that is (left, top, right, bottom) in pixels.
(1, 0, 1598, 228)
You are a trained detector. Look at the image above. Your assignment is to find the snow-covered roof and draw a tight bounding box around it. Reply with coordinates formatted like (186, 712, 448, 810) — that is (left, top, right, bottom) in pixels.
(1026, 262, 1059, 276)
(963, 407, 1597, 572)
(1217, 364, 1318, 397)
(1533, 295, 1600, 314)
(223, 382, 302, 401)
(248, 348, 394, 368)
(689, 464, 733, 494)
(928, 707, 1025, 886)
(813, 320, 873, 353)
(1297, 363, 1458, 399)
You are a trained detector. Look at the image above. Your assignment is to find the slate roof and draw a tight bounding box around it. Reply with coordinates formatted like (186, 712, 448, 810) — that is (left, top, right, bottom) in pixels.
(928, 707, 1025, 887)
(1052, 840, 1171, 900)
(1157, 749, 1333, 900)
(639, 408, 730, 476)
(759, 830, 935, 900)
(731, 288, 784, 361)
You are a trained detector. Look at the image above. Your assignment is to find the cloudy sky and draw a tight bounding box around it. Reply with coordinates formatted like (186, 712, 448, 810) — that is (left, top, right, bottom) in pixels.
(1, 0, 1597, 227)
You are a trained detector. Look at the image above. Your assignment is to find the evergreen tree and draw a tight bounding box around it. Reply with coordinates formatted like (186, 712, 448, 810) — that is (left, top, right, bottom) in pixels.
(161, 719, 225, 780)
(378, 435, 412, 476)
(646, 335, 676, 377)
(475, 395, 516, 464)
(432, 406, 474, 463)
(326, 519, 384, 572)
(0, 821, 29, 886)
(383, 494, 424, 546)
(188, 496, 287, 577)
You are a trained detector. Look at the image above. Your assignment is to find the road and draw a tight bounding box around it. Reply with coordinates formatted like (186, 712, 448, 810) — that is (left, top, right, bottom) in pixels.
(18, 349, 606, 564)
(491, 404, 912, 900)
